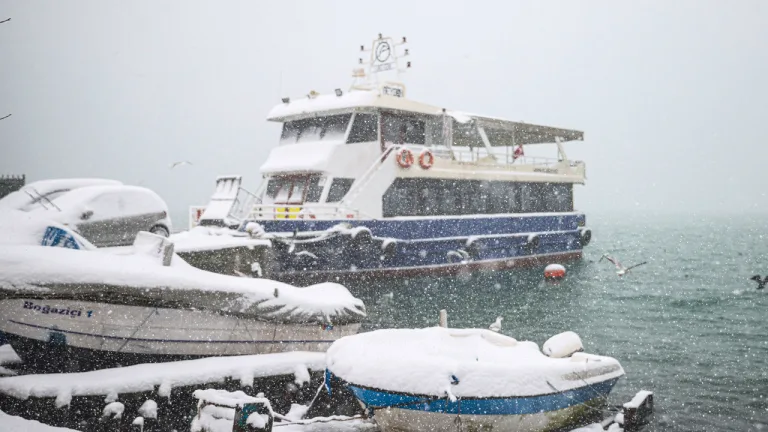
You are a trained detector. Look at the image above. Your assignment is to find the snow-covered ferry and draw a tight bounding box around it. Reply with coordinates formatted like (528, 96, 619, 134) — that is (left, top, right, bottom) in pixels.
(194, 35, 591, 284)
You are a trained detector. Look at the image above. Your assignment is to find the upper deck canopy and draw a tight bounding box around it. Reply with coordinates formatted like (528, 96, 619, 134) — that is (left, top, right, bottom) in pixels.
(267, 87, 583, 145)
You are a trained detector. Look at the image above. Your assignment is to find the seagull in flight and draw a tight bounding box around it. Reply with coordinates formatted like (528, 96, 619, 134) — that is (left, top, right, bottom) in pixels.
(489, 316, 503, 332)
(750, 275, 768, 290)
(599, 254, 647, 277)
(169, 161, 193, 169)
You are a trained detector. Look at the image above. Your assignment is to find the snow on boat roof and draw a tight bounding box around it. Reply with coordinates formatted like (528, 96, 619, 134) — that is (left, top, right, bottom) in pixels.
(0, 245, 366, 323)
(267, 90, 444, 122)
(0, 351, 324, 402)
(170, 226, 270, 253)
(326, 327, 624, 398)
(259, 141, 341, 174)
(266, 89, 583, 145)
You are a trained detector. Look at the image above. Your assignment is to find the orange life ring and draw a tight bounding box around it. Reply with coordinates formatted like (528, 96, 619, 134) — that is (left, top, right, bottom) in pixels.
(396, 148, 414, 168)
(418, 150, 434, 169)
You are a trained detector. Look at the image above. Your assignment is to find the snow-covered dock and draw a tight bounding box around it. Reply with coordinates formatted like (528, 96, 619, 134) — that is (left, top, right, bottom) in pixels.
(0, 352, 328, 431)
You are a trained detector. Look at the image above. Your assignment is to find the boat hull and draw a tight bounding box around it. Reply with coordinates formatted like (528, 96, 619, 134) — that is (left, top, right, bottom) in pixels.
(345, 377, 619, 432)
(0, 298, 360, 372)
(253, 213, 589, 284)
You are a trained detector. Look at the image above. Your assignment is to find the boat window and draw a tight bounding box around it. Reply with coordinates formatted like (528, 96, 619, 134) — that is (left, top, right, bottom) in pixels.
(266, 177, 290, 199)
(347, 113, 379, 144)
(326, 178, 355, 203)
(287, 180, 307, 204)
(273, 182, 292, 203)
(267, 175, 323, 205)
(488, 182, 519, 213)
(382, 112, 425, 146)
(383, 179, 573, 217)
(280, 114, 352, 145)
(549, 183, 573, 212)
(305, 176, 324, 202)
(425, 116, 445, 146)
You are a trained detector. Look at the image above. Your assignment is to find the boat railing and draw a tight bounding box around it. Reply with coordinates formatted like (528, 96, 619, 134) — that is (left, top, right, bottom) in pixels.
(246, 204, 361, 220)
(431, 145, 566, 167)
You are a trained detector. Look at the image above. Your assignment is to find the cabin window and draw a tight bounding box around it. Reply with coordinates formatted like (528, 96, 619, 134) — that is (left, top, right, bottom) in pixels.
(326, 178, 355, 203)
(266, 175, 324, 205)
(347, 113, 378, 143)
(266, 177, 289, 199)
(287, 180, 307, 204)
(381, 112, 426, 146)
(280, 114, 352, 145)
(383, 179, 573, 217)
(305, 176, 324, 202)
(549, 183, 573, 212)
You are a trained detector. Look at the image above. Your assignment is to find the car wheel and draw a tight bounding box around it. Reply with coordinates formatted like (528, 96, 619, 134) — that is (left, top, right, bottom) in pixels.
(150, 225, 170, 237)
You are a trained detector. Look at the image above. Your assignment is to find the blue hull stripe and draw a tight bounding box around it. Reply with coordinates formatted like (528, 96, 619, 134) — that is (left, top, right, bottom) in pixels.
(7, 320, 335, 344)
(346, 378, 619, 416)
(256, 213, 585, 241)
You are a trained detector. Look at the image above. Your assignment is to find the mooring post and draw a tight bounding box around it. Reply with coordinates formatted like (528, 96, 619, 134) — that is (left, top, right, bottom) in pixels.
(623, 390, 654, 432)
(439, 309, 448, 328)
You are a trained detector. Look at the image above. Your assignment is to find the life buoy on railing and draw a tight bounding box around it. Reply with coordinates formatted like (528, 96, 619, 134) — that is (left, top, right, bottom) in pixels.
(395, 148, 414, 168)
(418, 149, 434, 169)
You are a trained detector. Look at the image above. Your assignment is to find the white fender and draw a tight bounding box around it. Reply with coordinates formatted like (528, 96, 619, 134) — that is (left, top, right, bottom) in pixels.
(543, 331, 583, 358)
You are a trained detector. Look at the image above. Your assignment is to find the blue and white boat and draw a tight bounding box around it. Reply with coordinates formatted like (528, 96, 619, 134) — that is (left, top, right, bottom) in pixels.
(192, 34, 592, 284)
(324, 327, 625, 432)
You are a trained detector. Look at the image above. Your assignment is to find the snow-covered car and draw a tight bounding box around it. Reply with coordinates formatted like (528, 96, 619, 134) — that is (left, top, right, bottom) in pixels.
(0, 178, 123, 211)
(30, 185, 173, 247)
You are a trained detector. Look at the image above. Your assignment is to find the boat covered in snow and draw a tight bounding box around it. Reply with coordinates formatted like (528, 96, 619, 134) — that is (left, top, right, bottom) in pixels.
(0, 210, 366, 372)
(325, 327, 624, 432)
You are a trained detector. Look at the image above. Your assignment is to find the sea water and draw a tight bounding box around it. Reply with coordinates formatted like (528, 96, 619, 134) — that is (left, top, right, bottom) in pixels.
(349, 212, 768, 432)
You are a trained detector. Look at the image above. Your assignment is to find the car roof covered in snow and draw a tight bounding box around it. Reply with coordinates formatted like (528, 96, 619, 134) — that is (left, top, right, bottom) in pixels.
(23, 178, 122, 194)
(42, 185, 167, 211)
(0, 178, 123, 210)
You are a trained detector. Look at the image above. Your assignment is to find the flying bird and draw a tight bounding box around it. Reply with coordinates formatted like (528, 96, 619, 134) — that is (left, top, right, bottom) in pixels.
(750, 275, 768, 290)
(169, 161, 193, 169)
(599, 254, 647, 277)
(489, 316, 503, 332)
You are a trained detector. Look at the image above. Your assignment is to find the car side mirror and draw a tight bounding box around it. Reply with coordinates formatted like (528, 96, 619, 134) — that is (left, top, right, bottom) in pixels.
(80, 210, 94, 221)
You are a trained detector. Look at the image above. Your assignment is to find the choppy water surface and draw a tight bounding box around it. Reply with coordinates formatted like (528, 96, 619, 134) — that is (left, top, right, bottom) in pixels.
(347, 213, 768, 432)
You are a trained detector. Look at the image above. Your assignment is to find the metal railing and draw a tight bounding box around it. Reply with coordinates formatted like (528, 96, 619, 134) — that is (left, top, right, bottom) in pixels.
(430, 146, 585, 169)
(246, 204, 361, 220)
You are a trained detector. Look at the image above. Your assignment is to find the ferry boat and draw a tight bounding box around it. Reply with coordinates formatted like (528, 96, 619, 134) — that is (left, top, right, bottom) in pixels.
(192, 34, 591, 284)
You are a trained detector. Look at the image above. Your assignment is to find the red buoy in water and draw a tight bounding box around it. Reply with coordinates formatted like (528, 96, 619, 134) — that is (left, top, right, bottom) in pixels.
(544, 264, 566, 281)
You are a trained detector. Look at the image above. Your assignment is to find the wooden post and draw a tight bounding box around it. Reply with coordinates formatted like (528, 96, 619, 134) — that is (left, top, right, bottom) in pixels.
(623, 390, 653, 432)
(439, 310, 448, 328)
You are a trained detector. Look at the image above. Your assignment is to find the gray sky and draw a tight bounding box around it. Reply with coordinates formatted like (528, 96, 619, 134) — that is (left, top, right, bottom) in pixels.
(2, 0, 767, 227)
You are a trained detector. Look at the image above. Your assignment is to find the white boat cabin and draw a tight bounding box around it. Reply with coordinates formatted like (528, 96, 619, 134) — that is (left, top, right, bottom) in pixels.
(250, 35, 587, 221)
